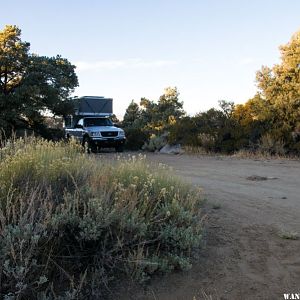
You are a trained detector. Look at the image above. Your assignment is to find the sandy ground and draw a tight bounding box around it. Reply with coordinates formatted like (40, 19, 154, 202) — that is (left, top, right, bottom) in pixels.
(111, 153, 300, 300)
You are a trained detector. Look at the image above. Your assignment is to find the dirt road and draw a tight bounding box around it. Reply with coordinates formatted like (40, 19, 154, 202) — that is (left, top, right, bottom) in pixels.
(117, 153, 300, 300)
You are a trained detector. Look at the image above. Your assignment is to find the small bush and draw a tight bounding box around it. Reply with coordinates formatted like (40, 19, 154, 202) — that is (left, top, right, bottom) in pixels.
(142, 133, 168, 152)
(279, 230, 299, 240)
(259, 133, 286, 155)
(0, 138, 203, 299)
(124, 127, 149, 150)
(198, 133, 215, 152)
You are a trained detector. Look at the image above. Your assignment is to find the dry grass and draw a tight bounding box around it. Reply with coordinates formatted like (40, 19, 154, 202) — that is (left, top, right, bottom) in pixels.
(0, 138, 204, 299)
(183, 144, 299, 161)
(183, 145, 214, 155)
(233, 149, 299, 160)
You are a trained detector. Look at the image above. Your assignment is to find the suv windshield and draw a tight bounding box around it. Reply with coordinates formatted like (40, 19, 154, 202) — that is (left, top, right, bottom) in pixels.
(84, 118, 113, 127)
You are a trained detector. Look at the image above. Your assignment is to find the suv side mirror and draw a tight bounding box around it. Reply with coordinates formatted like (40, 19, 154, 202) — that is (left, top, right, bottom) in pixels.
(74, 124, 83, 129)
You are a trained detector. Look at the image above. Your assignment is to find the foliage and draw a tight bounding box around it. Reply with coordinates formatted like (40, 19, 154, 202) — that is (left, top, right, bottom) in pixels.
(140, 87, 185, 134)
(258, 133, 286, 155)
(254, 30, 300, 151)
(122, 100, 147, 150)
(122, 87, 185, 150)
(168, 116, 200, 146)
(122, 30, 300, 156)
(122, 100, 141, 129)
(142, 133, 168, 152)
(123, 127, 149, 150)
(0, 25, 78, 136)
(171, 29, 300, 155)
(169, 100, 244, 153)
(0, 138, 203, 299)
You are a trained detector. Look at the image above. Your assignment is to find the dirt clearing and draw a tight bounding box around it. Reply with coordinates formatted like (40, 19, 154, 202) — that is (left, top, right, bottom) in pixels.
(110, 153, 300, 300)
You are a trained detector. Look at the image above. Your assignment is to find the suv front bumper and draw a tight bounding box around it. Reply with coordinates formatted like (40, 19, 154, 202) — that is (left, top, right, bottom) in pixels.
(90, 137, 126, 147)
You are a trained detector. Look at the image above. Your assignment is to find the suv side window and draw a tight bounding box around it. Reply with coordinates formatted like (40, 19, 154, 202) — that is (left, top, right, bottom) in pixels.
(77, 119, 84, 127)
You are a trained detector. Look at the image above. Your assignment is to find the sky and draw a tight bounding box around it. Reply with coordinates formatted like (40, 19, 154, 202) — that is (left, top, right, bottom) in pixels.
(1, 0, 300, 118)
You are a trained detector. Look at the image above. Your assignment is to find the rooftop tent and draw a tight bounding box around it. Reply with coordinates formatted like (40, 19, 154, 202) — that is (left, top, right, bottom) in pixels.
(73, 96, 113, 115)
(64, 96, 113, 128)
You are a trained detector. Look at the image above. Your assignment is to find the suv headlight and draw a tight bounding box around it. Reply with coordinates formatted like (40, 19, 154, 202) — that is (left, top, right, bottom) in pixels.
(119, 130, 125, 137)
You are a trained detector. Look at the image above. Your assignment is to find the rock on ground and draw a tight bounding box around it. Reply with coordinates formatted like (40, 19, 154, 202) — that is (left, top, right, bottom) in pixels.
(159, 144, 184, 154)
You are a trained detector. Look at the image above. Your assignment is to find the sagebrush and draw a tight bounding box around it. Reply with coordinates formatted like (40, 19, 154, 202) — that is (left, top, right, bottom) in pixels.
(0, 138, 203, 299)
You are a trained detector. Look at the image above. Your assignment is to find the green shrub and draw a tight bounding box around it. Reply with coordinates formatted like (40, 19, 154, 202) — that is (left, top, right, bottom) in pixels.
(124, 127, 149, 150)
(0, 139, 203, 299)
